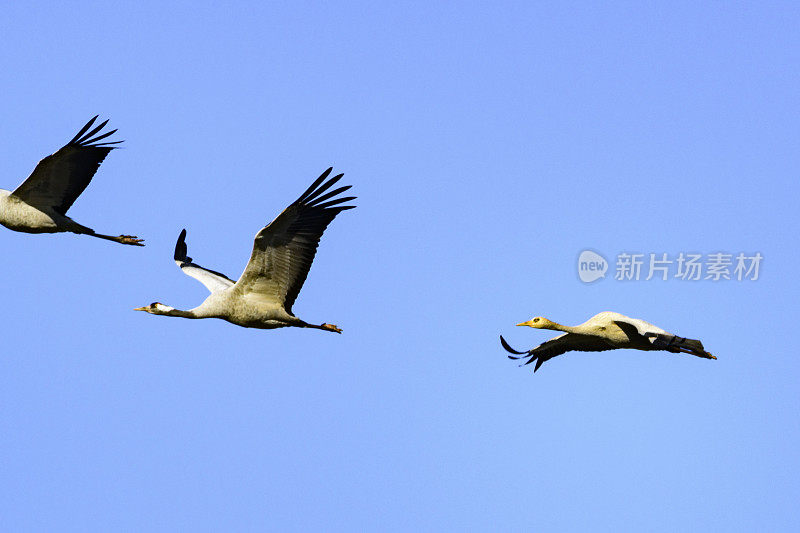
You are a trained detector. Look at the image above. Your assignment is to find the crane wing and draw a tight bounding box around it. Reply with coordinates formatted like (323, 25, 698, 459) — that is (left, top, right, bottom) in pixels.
(613, 320, 713, 358)
(12, 116, 123, 215)
(612, 318, 669, 338)
(500, 333, 615, 372)
(174, 229, 235, 293)
(234, 167, 355, 313)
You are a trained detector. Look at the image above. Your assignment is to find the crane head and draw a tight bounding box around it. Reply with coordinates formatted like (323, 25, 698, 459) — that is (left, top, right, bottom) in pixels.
(516, 316, 555, 329)
(134, 302, 175, 315)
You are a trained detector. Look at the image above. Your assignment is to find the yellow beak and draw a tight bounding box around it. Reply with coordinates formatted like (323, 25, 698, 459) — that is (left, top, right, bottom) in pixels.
(516, 321, 532, 327)
(133, 307, 148, 312)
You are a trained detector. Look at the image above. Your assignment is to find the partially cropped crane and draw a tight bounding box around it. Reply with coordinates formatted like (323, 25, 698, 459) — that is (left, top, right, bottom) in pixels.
(0, 116, 143, 246)
(501, 311, 716, 372)
(135, 167, 355, 332)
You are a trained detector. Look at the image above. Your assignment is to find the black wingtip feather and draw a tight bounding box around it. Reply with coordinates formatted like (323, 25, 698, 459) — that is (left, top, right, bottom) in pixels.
(314, 196, 357, 210)
(81, 119, 110, 143)
(67, 116, 122, 148)
(296, 168, 334, 203)
(301, 174, 345, 204)
(174, 229, 191, 263)
(290, 169, 355, 215)
(83, 128, 117, 145)
(500, 335, 528, 355)
(306, 185, 352, 207)
(94, 140, 124, 147)
(68, 116, 99, 145)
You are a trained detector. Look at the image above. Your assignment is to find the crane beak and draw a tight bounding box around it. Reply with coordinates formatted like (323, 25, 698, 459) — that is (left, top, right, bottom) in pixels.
(133, 306, 148, 312)
(516, 321, 532, 327)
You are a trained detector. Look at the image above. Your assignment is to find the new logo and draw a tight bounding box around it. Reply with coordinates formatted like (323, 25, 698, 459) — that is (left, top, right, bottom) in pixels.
(578, 250, 608, 283)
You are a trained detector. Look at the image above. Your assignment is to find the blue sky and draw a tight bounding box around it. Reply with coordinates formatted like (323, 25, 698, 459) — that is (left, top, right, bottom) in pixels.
(1, 1, 798, 531)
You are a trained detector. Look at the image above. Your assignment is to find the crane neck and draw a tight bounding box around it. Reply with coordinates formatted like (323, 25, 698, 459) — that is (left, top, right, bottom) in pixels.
(165, 308, 199, 319)
(547, 321, 578, 334)
(151, 304, 202, 319)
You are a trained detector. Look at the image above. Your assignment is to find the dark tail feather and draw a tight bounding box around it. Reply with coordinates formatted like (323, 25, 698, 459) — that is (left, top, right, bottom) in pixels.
(652, 334, 716, 360)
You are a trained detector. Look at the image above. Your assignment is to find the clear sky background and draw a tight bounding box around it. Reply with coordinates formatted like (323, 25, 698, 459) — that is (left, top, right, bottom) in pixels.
(1, 2, 798, 531)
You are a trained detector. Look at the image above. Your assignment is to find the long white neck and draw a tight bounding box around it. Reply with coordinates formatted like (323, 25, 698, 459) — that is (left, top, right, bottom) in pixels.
(153, 304, 202, 319)
(544, 320, 577, 334)
(165, 308, 199, 319)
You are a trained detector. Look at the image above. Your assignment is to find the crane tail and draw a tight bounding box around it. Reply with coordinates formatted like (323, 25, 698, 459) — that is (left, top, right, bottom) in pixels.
(651, 334, 716, 360)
